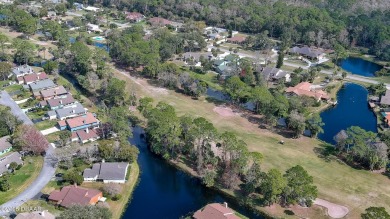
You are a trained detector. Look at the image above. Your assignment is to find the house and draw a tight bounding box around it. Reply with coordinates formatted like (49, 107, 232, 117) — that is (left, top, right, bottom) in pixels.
(261, 66, 291, 82)
(11, 65, 34, 78)
(15, 210, 55, 219)
(0, 136, 12, 156)
(149, 17, 171, 27)
(193, 203, 240, 219)
(73, 3, 83, 10)
(57, 112, 99, 132)
(204, 27, 228, 40)
(125, 12, 144, 22)
(380, 90, 390, 106)
(226, 36, 246, 44)
(83, 162, 129, 183)
(289, 46, 326, 60)
(0, 152, 23, 176)
(17, 72, 48, 85)
(29, 79, 56, 92)
(87, 23, 103, 33)
(47, 103, 87, 120)
(71, 128, 99, 143)
(47, 11, 56, 19)
(84, 6, 100, 12)
(40, 95, 77, 110)
(285, 82, 329, 101)
(48, 185, 103, 208)
(34, 86, 68, 100)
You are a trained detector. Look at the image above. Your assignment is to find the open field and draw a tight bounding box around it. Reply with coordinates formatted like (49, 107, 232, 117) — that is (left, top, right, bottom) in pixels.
(0, 156, 43, 204)
(113, 67, 390, 218)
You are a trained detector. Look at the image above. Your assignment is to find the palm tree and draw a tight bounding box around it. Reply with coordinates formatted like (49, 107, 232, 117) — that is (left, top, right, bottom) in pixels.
(0, 33, 9, 55)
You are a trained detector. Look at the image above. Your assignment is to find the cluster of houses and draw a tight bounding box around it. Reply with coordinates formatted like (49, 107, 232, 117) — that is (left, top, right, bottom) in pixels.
(11, 65, 101, 144)
(373, 90, 390, 129)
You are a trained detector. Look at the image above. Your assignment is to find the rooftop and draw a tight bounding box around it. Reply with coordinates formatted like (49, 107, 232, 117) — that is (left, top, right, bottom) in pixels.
(29, 79, 56, 91)
(285, 82, 329, 100)
(48, 185, 102, 208)
(47, 95, 76, 108)
(83, 162, 129, 181)
(39, 86, 68, 99)
(55, 103, 87, 119)
(65, 112, 99, 129)
(290, 46, 325, 58)
(194, 203, 240, 219)
(15, 211, 55, 219)
(0, 136, 12, 152)
(12, 65, 34, 76)
(380, 90, 390, 105)
(0, 152, 23, 176)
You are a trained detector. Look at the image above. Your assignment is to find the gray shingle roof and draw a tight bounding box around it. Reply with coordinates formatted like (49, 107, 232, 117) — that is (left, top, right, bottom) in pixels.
(0, 152, 23, 175)
(83, 163, 100, 178)
(12, 65, 34, 77)
(380, 90, 390, 105)
(83, 162, 129, 181)
(29, 79, 55, 91)
(55, 103, 86, 119)
(0, 136, 12, 152)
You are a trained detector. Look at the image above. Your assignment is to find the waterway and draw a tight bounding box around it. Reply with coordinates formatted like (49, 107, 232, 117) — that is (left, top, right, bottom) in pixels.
(123, 126, 264, 219)
(318, 83, 377, 144)
(339, 57, 382, 77)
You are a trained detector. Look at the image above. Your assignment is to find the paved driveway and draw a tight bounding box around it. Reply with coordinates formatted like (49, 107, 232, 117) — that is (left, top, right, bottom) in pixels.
(0, 91, 57, 216)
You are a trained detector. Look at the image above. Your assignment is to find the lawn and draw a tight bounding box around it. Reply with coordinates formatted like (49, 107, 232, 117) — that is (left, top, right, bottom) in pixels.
(0, 156, 44, 204)
(80, 162, 140, 219)
(188, 71, 223, 90)
(35, 120, 57, 130)
(113, 68, 390, 218)
(4, 84, 23, 93)
(18, 199, 62, 216)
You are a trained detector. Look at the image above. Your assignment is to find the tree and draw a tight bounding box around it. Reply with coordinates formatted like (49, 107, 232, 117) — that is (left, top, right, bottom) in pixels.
(260, 169, 287, 206)
(0, 62, 11, 80)
(117, 142, 139, 163)
(12, 39, 36, 65)
(0, 33, 9, 55)
(58, 130, 71, 147)
(341, 71, 347, 79)
(282, 165, 317, 206)
(0, 178, 10, 191)
(224, 76, 248, 103)
(60, 205, 111, 219)
(103, 183, 122, 197)
(13, 125, 49, 155)
(250, 86, 274, 115)
(305, 113, 324, 137)
(244, 158, 263, 195)
(8, 162, 18, 171)
(287, 110, 306, 138)
(104, 78, 127, 106)
(333, 44, 347, 68)
(276, 52, 284, 68)
(63, 170, 84, 185)
(43, 60, 58, 74)
(361, 207, 390, 219)
(70, 42, 91, 75)
(137, 97, 154, 117)
(93, 48, 110, 78)
(334, 130, 348, 151)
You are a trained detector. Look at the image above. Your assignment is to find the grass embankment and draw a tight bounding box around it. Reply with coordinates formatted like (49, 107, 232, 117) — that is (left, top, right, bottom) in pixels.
(0, 156, 43, 204)
(113, 68, 390, 218)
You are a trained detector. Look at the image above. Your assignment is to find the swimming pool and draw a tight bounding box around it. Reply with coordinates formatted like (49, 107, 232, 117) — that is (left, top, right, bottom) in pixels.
(92, 36, 105, 41)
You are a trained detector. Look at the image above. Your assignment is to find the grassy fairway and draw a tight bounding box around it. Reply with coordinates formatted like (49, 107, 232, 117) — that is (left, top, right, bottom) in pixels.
(113, 68, 390, 218)
(0, 156, 44, 204)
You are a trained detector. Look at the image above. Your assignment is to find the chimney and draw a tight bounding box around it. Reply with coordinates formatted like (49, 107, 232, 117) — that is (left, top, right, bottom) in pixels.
(41, 211, 45, 216)
(60, 100, 63, 104)
(102, 159, 105, 163)
(86, 128, 89, 133)
(72, 109, 75, 113)
(83, 119, 86, 124)
(224, 202, 228, 208)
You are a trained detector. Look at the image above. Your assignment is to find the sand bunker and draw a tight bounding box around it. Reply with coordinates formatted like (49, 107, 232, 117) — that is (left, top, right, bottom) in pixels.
(213, 106, 235, 117)
(314, 198, 349, 218)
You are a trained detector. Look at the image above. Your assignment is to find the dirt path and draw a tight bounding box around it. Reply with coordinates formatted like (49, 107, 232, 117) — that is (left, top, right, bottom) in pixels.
(314, 198, 349, 218)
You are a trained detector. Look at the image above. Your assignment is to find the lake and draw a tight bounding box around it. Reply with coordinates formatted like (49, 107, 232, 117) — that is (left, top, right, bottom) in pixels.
(339, 57, 382, 77)
(318, 83, 377, 144)
(123, 126, 263, 219)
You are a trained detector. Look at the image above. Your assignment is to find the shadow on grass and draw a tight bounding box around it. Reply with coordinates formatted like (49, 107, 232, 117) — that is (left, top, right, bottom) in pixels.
(313, 142, 337, 162)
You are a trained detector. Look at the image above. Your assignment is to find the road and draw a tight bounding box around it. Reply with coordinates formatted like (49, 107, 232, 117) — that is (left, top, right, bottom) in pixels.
(0, 91, 57, 216)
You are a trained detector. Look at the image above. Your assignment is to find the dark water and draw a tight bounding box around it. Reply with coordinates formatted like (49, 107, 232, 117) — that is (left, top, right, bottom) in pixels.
(318, 83, 377, 144)
(123, 126, 263, 219)
(339, 57, 382, 77)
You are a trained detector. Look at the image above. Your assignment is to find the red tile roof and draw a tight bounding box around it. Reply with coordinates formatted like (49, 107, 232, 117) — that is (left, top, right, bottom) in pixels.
(47, 95, 75, 108)
(194, 203, 240, 219)
(23, 72, 48, 83)
(227, 36, 247, 43)
(285, 82, 329, 100)
(48, 185, 102, 208)
(76, 129, 99, 141)
(125, 12, 144, 20)
(57, 120, 66, 127)
(40, 86, 68, 99)
(149, 17, 171, 26)
(66, 113, 99, 129)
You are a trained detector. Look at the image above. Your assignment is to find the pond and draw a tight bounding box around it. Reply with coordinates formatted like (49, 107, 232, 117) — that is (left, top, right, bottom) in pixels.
(318, 83, 377, 144)
(123, 126, 264, 219)
(69, 37, 109, 52)
(339, 57, 382, 77)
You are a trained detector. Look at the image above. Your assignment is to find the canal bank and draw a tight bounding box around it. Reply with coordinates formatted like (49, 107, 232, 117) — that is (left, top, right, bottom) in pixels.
(123, 126, 266, 219)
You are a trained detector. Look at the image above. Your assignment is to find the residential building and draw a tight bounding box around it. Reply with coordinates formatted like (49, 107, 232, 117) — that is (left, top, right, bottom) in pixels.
(285, 82, 329, 101)
(0, 136, 12, 156)
(83, 162, 129, 183)
(289, 46, 326, 60)
(34, 86, 68, 100)
(84, 6, 100, 12)
(48, 185, 103, 208)
(17, 72, 48, 85)
(260, 66, 291, 82)
(29, 79, 56, 92)
(57, 112, 99, 132)
(380, 90, 390, 106)
(73, 2, 83, 10)
(193, 203, 240, 219)
(11, 65, 34, 77)
(125, 12, 145, 22)
(40, 95, 77, 110)
(47, 103, 87, 120)
(149, 17, 171, 27)
(226, 36, 246, 44)
(71, 128, 100, 143)
(0, 152, 23, 176)
(15, 210, 55, 219)
(204, 27, 228, 40)
(87, 23, 103, 33)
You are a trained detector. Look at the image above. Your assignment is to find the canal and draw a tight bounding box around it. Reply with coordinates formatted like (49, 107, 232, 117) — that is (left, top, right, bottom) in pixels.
(123, 126, 264, 219)
(339, 57, 382, 77)
(318, 83, 377, 144)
